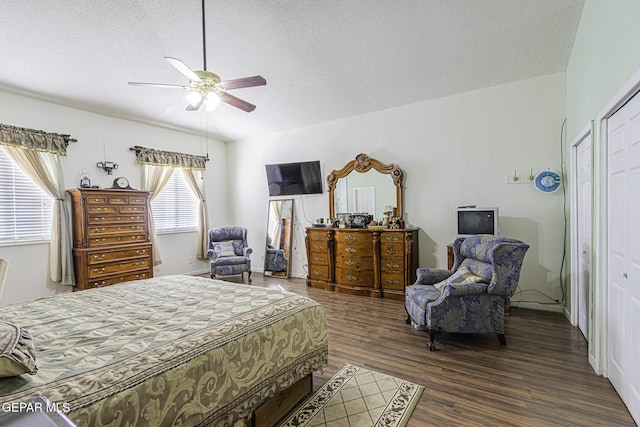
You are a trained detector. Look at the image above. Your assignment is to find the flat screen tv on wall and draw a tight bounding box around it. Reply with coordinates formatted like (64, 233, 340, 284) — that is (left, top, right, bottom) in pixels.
(265, 161, 323, 196)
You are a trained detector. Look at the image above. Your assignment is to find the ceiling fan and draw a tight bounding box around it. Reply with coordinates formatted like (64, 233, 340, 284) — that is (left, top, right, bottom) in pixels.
(128, 0, 266, 113)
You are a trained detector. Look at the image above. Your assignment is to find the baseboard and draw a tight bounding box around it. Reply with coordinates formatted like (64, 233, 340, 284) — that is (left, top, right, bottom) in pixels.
(185, 268, 210, 276)
(510, 301, 565, 313)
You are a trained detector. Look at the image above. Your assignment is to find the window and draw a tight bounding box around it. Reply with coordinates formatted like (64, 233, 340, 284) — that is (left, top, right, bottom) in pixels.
(151, 168, 198, 233)
(0, 145, 54, 244)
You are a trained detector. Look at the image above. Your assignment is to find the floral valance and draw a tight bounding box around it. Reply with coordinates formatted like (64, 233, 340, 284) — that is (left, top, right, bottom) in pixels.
(0, 123, 74, 156)
(130, 145, 209, 170)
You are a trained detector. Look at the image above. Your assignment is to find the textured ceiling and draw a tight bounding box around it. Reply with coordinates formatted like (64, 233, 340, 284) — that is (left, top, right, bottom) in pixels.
(0, 0, 585, 142)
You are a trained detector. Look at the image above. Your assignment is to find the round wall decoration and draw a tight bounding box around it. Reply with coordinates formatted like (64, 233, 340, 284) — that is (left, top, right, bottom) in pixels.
(534, 171, 561, 193)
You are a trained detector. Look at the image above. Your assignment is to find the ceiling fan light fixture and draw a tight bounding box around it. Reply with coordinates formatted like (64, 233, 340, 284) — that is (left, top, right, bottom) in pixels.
(204, 92, 222, 111)
(128, 0, 265, 113)
(186, 90, 202, 105)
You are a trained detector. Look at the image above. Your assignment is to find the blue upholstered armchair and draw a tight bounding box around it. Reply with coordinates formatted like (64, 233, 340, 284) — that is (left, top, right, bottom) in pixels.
(265, 248, 288, 272)
(405, 235, 529, 351)
(208, 227, 253, 283)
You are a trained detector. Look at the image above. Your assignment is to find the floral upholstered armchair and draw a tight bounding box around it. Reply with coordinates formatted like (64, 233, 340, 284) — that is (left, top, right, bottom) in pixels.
(208, 227, 253, 283)
(405, 235, 529, 351)
(265, 248, 288, 273)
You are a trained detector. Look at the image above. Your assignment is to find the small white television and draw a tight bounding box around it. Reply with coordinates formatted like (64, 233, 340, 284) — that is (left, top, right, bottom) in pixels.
(456, 207, 499, 237)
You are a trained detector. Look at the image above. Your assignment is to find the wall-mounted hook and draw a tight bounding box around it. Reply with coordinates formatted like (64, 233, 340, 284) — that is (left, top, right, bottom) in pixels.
(529, 169, 535, 181)
(513, 169, 519, 182)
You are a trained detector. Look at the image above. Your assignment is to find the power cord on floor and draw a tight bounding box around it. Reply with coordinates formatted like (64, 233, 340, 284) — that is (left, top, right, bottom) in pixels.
(558, 117, 568, 304)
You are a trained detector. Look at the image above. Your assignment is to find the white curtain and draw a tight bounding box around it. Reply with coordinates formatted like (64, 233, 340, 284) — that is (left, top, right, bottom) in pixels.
(183, 169, 209, 260)
(4, 146, 74, 284)
(269, 201, 283, 249)
(141, 164, 175, 266)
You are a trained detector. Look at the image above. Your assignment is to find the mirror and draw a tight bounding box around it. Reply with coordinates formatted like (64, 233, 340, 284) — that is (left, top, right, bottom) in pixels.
(264, 199, 294, 278)
(327, 153, 403, 220)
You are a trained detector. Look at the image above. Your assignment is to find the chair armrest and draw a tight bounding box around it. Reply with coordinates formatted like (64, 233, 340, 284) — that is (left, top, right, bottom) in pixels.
(438, 281, 488, 297)
(243, 247, 253, 257)
(414, 268, 452, 285)
(207, 249, 217, 261)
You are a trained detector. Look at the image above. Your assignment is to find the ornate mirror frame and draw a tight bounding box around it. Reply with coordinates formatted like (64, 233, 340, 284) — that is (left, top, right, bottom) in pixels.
(327, 153, 404, 219)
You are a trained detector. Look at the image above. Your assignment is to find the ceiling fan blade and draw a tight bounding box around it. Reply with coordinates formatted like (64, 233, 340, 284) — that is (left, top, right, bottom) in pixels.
(186, 99, 203, 111)
(164, 57, 201, 82)
(221, 93, 257, 112)
(128, 82, 188, 89)
(220, 75, 267, 90)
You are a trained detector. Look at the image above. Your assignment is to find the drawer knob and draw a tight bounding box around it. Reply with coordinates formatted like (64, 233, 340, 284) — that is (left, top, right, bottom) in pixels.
(345, 260, 357, 266)
(94, 268, 105, 274)
(314, 244, 325, 250)
(345, 274, 358, 281)
(345, 247, 356, 253)
(313, 234, 324, 239)
(386, 279, 400, 284)
(344, 235, 356, 241)
(93, 254, 106, 261)
(386, 249, 399, 255)
(385, 236, 399, 241)
(386, 263, 399, 268)
(313, 256, 325, 262)
(137, 250, 147, 255)
(314, 271, 325, 276)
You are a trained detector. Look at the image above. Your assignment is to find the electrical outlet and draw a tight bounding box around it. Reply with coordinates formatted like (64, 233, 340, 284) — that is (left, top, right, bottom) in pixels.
(188, 256, 193, 264)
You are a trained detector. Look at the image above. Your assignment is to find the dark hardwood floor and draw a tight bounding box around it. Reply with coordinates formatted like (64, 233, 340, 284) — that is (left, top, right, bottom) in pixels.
(218, 274, 635, 426)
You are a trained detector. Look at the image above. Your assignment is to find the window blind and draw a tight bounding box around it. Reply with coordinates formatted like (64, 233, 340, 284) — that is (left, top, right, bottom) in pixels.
(151, 168, 198, 232)
(0, 145, 53, 243)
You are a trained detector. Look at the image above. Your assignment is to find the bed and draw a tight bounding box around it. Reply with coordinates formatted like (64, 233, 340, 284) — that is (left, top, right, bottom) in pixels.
(0, 275, 328, 426)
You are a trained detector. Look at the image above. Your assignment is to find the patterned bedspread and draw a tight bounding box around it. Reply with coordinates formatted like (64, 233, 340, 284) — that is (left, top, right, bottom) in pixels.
(0, 275, 328, 426)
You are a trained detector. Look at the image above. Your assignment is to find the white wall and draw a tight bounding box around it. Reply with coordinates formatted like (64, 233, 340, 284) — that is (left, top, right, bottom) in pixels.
(0, 73, 567, 310)
(565, 0, 640, 363)
(229, 73, 568, 311)
(0, 90, 227, 305)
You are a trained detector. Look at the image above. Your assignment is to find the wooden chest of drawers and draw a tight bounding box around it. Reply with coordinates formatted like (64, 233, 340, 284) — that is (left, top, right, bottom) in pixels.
(305, 227, 418, 299)
(334, 230, 375, 294)
(68, 188, 153, 290)
(305, 229, 333, 287)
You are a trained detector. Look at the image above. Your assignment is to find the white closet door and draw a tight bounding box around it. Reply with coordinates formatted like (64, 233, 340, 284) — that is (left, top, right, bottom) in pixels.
(576, 137, 592, 339)
(607, 91, 640, 422)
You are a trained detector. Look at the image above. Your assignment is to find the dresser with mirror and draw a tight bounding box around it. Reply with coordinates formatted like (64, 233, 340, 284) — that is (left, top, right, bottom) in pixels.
(305, 153, 419, 300)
